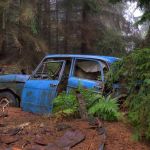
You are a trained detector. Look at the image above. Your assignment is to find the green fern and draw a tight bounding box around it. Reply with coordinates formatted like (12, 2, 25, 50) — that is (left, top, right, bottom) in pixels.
(88, 95, 120, 121)
(53, 88, 121, 121)
(53, 91, 78, 116)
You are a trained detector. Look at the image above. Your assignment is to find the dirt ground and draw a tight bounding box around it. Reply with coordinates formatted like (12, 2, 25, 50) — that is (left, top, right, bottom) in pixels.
(0, 108, 150, 150)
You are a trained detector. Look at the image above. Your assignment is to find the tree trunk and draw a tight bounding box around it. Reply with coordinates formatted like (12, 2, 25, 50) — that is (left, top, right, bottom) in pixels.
(64, 8, 69, 53)
(145, 27, 150, 47)
(2, 10, 6, 30)
(80, 3, 89, 54)
(56, 0, 59, 53)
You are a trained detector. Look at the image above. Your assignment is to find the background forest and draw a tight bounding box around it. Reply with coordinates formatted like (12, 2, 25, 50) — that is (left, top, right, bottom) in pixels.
(0, 0, 149, 70)
(0, 0, 150, 142)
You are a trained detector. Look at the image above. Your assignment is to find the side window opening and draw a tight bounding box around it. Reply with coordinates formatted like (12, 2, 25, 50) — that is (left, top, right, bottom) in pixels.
(74, 59, 102, 81)
(33, 61, 63, 80)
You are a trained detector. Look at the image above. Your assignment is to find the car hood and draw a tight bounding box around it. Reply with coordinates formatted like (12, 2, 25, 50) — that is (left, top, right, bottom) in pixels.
(0, 74, 30, 83)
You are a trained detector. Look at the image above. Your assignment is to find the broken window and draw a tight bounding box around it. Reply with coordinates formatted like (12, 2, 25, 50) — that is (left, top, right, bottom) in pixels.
(33, 61, 63, 80)
(74, 59, 102, 81)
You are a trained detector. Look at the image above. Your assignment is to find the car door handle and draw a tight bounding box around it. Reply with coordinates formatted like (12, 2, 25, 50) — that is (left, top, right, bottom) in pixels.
(50, 84, 57, 87)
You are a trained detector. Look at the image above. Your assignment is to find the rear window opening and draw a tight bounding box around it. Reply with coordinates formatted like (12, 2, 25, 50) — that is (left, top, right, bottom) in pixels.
(74, 59, 102, 81)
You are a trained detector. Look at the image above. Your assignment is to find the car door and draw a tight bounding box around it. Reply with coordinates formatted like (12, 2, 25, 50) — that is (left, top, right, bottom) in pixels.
(67, 58, 104, 93)
(21, 60, 66, 114)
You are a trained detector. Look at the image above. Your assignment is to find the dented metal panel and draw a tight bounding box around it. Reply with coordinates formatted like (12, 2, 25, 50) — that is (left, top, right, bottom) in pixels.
(21, 60, 66, 114)
(21, 80, 59, 114)
(67, 77, 102, 92)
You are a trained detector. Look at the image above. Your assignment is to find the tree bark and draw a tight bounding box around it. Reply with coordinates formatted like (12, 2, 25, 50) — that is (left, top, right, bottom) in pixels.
(64, 7, 69, 53)
(80, 3, 89, 54)
(56, 0, 59, 53)
(145, 27, 150, 47)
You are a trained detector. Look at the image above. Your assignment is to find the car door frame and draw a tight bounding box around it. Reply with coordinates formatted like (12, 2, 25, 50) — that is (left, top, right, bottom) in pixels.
(67, 57, 105, 93)
(32, 60, 66, 81)
(21, 59, 66, 114)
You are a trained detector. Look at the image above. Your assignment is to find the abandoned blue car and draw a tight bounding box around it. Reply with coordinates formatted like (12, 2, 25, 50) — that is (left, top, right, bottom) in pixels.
(0, 54, 119, 114)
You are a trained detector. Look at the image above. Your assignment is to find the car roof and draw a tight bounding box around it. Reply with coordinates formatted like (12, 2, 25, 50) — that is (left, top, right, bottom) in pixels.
(45, 54, 119, 64)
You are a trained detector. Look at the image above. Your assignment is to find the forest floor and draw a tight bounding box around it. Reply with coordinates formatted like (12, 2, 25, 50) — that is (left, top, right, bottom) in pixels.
(0, 108, 150, 150)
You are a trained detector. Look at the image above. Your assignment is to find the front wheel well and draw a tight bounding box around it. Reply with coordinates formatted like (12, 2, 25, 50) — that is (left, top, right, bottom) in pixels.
(0, 89, 21, 105)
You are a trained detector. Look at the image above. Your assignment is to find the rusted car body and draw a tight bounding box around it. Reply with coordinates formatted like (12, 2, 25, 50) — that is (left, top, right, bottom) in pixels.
(0, 55, 119, 114)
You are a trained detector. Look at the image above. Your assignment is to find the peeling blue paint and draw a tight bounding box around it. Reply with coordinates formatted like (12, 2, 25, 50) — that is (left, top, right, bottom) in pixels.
(67, 77, 102, 92)
(21, 80, 59, 114)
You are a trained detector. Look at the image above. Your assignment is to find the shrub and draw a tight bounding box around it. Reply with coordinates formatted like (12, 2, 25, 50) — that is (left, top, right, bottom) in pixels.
(107, 48, 150, 139)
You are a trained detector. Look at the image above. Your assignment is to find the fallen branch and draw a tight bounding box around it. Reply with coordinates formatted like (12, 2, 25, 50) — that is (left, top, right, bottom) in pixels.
(76, 90, 88, 120)
(0, 98, 9, 117)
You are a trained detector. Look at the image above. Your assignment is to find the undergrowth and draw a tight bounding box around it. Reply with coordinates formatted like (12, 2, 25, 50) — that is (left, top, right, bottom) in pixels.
(53, 88, 121, 121)
(53, 91, 78, 117)
(88, 95, 120, 121)
(79, 88, 121, 121)
(107, 48, 150, 140)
